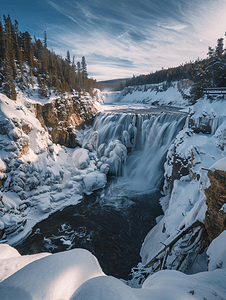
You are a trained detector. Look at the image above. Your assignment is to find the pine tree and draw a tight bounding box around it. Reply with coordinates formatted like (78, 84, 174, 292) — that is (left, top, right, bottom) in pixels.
(14, 20, 24, 80)
(215, 38, 224, 57)
(81, 56, 87, 86)
(2, 47, 17, 100)
(207, 46, 215, 58)
(44, 31, 47, 48)
(3, 15, 16, 79)
(65, 50, 71, 65)
(77, 61, 81, 87)
(22, 31, 34, 66)
(0, 21, 5, 69)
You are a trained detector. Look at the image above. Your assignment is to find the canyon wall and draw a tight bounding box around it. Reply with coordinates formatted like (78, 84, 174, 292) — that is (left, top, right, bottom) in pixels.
(205, 169, 226, 244)
(28, 95, 97, 148)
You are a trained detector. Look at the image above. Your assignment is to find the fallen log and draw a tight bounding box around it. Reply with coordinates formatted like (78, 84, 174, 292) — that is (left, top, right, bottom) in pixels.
(144, 220, 204, 268)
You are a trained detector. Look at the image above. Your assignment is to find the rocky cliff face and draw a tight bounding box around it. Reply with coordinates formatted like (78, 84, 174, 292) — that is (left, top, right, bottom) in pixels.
(164, 125, 226, 245)
(28, 94, 97, 148)
(205, 169, 226, 244)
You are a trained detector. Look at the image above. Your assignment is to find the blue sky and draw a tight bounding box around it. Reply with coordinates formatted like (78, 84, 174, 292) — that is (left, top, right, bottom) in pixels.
(1, 0, 226, 81)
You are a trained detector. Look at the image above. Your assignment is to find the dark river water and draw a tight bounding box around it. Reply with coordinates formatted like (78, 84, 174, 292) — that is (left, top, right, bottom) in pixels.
(15, 179, 163, 280)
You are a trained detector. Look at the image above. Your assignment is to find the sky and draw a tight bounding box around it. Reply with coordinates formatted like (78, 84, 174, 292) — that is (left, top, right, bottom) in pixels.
(1, 0, 226, 81)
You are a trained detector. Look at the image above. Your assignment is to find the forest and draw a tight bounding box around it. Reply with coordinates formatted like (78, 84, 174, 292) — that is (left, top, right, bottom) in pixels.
(123, 37, 226, 102)
(0, 15, 96, 100)
(1, 14, 226, 104)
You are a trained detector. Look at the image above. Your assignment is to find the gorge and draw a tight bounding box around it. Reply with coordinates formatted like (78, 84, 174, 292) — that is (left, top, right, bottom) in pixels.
(0, 87, 226, 299)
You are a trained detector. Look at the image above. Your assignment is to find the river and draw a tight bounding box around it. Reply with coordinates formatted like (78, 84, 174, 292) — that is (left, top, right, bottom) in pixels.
(15, 104, 187, 280)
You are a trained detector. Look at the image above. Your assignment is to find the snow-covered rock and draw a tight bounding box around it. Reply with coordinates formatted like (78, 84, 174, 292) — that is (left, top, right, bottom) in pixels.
(207, 230, 226, 271)
(72, 148, 90, 169)
(83, 171, 107, 193)
(0, 248, 105, 300)
(0, 245, 225, 300)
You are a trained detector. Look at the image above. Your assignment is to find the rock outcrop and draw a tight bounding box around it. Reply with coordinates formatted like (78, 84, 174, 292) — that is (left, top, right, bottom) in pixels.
(204, 169, 226, 244)
(28, 94, 97, 148)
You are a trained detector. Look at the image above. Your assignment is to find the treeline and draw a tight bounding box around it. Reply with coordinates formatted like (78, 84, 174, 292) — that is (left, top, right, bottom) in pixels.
(124, 36, 226, 102)
(125, 62, 196, 88)
(190, 37, 226, 102)
(97, 78, 129, 91)
(0, 15, 96, 100)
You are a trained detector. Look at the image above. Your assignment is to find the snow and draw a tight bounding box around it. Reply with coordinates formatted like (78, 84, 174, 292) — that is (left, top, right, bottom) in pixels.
(142, 269, 226, 300)
(0, 248, 105, 300)
(0, 244, 51, 283)
(210, 157, 226, 171)
(0, 81, 226, 298)
(190, 97, 226, 118)
(72, 148, 90, 169)
(0, 244, 20, 260)
(99, 81, 191, 107)
(207, 230, 226, 271)
(0, 92, 109, 245)
(83, 171, 106, 194)
(0, 245, 225, 300)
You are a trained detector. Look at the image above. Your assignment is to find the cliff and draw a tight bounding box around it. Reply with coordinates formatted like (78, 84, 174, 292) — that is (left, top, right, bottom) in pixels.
(28, 94, 97, 148)
(205, 169, 226, 244)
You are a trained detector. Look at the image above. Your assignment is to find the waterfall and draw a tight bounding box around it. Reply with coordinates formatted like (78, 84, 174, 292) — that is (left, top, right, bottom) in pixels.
(124, 114, 186, 191)
(89, 112, 187, 192)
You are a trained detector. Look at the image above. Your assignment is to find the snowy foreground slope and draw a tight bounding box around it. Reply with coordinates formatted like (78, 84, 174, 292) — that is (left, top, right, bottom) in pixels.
(0, 242, 226, 300)
(0, 83, 226, 299)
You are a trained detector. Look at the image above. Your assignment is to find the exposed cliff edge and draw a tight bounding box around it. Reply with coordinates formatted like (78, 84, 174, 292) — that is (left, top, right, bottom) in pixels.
(28, 94, 97, 148)
(205, 169, 226, 244)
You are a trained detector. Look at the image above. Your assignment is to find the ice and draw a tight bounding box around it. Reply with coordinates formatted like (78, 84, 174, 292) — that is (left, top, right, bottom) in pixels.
(1, 83, 226, 299)
(83, 171, 107, 193)
(72, 148, 90, 169)
(99, 163, 110, 174)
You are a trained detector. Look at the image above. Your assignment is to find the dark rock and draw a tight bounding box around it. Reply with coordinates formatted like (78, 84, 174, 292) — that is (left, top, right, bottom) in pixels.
(204, 169, 226, 244)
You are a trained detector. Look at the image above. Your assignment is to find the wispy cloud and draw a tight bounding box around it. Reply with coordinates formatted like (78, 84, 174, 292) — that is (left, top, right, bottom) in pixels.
(45, 0, 226, 80)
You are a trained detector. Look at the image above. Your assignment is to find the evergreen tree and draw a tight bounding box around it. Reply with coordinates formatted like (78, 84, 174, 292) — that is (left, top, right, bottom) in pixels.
(3, 15, 16, 79)
(81, 56, 88, 86)
(44, 31, 47, 48)
(215, 38, 224, 57)
(77, 61, 81, 87)
(207, 46, 215, 58)
(2, 47, 17, 100)
(0, 21, 5, 69)
(65, 50, 71, 65)
(0, 15, 95, 98)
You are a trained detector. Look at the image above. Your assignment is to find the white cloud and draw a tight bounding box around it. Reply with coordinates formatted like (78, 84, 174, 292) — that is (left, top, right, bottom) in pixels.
(45, 0, 226, 81)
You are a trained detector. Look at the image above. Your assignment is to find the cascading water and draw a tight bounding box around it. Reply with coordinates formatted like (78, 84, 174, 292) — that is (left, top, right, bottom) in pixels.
(90, 112, 187, 192)
(16, 110, 188, 280)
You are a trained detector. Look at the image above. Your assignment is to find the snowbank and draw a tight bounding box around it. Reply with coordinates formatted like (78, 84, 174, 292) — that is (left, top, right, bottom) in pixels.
(0, 244, 51, 283)
(0, 248, 105, 300)
(0, 245, 225, 300)
(207, 230, 226, 271)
